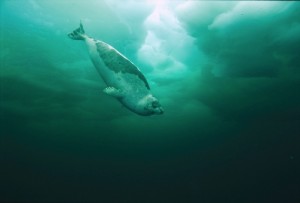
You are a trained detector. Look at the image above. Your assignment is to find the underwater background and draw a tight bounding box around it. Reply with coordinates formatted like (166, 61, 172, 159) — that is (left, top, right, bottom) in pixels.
(1, 0, 300, 202)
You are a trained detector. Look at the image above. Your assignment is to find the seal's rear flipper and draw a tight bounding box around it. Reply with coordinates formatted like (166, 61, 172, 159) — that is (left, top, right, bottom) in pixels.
(103, 87, 124, 98)
(68, 22, 85, 40)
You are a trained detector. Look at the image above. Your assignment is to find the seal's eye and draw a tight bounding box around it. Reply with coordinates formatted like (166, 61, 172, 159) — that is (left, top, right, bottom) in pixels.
(152, 101, 159, 108)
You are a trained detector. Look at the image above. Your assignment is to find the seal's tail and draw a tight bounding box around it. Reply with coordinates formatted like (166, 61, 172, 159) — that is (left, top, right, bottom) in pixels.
(68, 22, 85, 40)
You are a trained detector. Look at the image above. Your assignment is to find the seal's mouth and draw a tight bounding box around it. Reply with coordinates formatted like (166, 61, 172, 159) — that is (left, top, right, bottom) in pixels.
(156, 107, 164, 115)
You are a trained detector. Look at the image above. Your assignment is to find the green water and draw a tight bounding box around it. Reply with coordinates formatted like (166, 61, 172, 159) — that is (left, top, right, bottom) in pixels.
(1, 1, 299, 202)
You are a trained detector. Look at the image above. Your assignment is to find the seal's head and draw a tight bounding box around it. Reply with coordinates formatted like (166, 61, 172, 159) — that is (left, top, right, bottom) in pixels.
(136, 94, 164, 116)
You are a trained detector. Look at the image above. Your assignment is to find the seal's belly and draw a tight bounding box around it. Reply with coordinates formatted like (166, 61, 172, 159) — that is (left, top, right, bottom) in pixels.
(86, 39, 119, 87)
(85, 37, 150, 94)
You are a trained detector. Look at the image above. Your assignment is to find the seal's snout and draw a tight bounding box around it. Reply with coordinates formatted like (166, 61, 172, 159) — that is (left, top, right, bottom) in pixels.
(157, 107, 164, 115)
(151, 106, 164, 115)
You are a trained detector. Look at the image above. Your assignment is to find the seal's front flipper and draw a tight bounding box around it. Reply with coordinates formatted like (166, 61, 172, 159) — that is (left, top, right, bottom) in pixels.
(103, 87, 123, 98)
